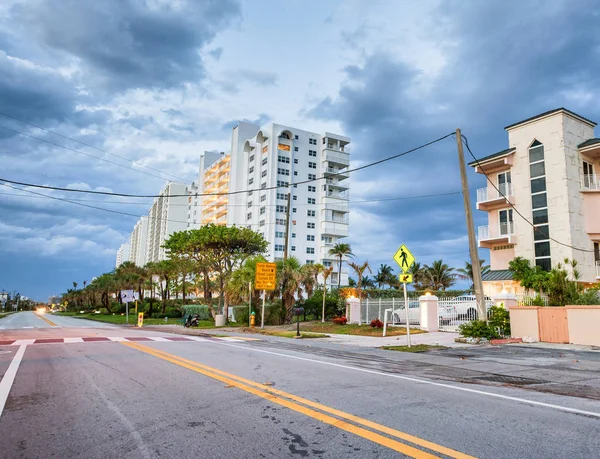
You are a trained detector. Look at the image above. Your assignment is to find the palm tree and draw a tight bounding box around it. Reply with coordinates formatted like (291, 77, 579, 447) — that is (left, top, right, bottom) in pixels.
(347, 261, 372, 318)
(457, 260, 491, 289)
(321, 266, 334, 322)
(424, 260, 456, 291)
(375, 264, 394, 289)
(328, 243, 353, 288)
(362, 276, 376, 288)
(300, 263, 322, 299)
(226, 255, 267, 309)
(273, 256, 304, 323)
(408, 262, 427, 290)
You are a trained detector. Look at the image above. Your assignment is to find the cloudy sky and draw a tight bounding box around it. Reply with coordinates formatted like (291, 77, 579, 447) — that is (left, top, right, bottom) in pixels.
(1, 0, 599, 301)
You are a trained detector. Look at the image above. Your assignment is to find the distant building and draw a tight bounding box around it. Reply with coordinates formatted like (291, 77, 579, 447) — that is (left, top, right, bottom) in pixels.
(470, 108, 600, 295)
(116, 243, 130, 267)
(129, 216, 149, 267)
(48, 295, 61, 306)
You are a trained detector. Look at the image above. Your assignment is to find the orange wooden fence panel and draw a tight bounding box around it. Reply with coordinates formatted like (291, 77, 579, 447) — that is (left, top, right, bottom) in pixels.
(538, 308, 569, 343)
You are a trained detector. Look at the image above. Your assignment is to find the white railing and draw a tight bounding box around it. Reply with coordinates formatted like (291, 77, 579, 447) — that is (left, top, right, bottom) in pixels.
(326, 167, 349, 176)
(324, 144, 351, 153)
(323, 151, 350, 166)
(581, 174, 600, 190)
(596, 261, 600, 278)
(362, 298, 420, 326)
(478, 222, 515, 240)
(477, 183, 513, 203)
(516, 293, 549, 306)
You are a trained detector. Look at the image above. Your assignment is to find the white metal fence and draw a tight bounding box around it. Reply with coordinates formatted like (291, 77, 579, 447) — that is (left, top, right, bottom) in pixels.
(361, 298, 420, 326)
(516, 293, 549, 306)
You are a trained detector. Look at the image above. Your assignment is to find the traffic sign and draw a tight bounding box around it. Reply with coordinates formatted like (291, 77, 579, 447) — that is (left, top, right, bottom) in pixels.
(255, 263, 277, 290)
(399, 273, 413, 284)
(393, 244, 415, 273)
(137, 312, 144, 328)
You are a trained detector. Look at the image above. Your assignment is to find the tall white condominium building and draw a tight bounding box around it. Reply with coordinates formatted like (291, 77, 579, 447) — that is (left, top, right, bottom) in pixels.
(469, 108, 600, 295)
(145, 182, 189, 263)
(197, 121, 351, 286)
(129, 216, 149, 267)
(115, 243, 130, 267)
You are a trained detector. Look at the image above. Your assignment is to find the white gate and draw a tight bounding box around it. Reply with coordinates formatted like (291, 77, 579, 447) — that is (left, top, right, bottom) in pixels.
(361, 298, 420, 326)
(438, 298, 463, 332)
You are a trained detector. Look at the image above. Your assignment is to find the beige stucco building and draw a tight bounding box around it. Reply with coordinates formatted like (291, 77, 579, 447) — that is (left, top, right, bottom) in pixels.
(470, 108, 600, 295)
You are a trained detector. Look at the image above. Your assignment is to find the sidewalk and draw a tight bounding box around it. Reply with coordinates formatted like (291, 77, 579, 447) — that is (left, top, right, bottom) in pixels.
(319, 331, 466, 348)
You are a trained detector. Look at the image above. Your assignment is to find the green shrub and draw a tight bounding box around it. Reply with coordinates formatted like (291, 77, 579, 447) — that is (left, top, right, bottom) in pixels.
(182, 305, 211, 321)
(232, 305, 250, 324)
(487, 305, 510, 337)
(150, 308, 182, 319)
(458, 320, 500, 340)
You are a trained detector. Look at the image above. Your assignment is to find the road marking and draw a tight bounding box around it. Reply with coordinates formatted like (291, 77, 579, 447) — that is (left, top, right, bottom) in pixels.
(0, 345, 26, 418)
(36, 314, 58, 327)
(213, 341, 600, 419)
(22, 326, 34, 329)
(64, 338, 84, 343)
(107, 337, 127, 342)
(12, 339, 35, 345)
(124, 342, 474, 459)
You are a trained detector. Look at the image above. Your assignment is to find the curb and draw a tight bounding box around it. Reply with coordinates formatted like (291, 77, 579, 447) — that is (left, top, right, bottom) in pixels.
(490, 338, 523, 345)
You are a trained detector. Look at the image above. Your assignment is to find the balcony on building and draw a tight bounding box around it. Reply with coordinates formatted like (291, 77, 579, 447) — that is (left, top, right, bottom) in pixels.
(325, 177, 349, 190)
(323, 185, 349, 200)
(476, 183, 514, 210)
(596, 261, 600, 279)
(322, 149, 349, 168)
(478, 222, 516, 248)
(322, 201, 349, 214)
(468, 148, 515, 176)
(324, 166, 349, 180)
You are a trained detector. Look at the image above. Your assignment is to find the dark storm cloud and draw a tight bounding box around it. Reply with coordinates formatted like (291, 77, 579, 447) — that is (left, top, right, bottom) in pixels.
(307, 0, 600, 270)
(11, 0, 241, 92)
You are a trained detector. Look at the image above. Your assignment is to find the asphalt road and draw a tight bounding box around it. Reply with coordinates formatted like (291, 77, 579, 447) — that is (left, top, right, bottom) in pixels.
(1, 312, 599, 458)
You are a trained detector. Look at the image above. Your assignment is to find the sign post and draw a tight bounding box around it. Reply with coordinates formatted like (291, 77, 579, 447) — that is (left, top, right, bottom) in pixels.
(393, 244, 415, 347)
(255, 263, 277, 329)
(121, 290, 139, 326)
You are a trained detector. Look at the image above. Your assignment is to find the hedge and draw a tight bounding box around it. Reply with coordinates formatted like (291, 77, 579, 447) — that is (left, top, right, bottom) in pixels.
(182, 305, 212, 321)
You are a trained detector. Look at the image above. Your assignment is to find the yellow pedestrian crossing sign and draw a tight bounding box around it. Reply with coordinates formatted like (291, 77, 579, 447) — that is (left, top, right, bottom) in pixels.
(399, 273, 413, 284)
(393, 244, 415, 273)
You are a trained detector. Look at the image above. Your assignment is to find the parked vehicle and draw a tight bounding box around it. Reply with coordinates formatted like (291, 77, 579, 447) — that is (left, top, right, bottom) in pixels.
(184, 314, 199, 328)
(449, 295, 494, 320)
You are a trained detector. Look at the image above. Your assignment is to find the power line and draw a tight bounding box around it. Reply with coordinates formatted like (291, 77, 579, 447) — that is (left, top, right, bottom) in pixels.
(461, 134, 594, 254)
(0, 132, 455, 198)
(0, 123, 180, 183)
(0, 111, 189, 182)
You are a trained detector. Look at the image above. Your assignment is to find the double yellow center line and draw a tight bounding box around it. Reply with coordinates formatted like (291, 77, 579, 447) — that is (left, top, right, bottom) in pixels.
(35, 314, 57, 327)
(123, 342, 476, 459)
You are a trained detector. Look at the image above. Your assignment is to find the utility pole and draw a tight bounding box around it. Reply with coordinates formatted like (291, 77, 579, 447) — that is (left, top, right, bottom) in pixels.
(283, 188, 292, 261)
(456, 128, 486, 321)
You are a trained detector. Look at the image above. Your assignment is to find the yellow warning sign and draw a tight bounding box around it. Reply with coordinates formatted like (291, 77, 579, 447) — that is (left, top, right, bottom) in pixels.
(393, 244, 415, 273)
(255, 262, 277, 291)
(137, 312, 144, 328)
(399, 273, 413, 284)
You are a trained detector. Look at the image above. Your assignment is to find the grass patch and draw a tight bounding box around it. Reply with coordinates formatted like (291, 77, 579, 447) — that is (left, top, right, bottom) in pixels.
(266, 331, 328, 339)
(0, 312, 15, 320)
(52, 312, 213, 327)
(381, 344, 448, 353)
(300, 322, 426, 337)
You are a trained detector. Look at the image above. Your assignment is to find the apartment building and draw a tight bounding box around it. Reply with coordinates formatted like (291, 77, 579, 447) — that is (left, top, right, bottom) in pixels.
(115, 243, 130, 268)
(470, 108, 600, 295)
(129, 216, 148, 267)
(223, 121, 351, 286)
(145, 182, 188, 263)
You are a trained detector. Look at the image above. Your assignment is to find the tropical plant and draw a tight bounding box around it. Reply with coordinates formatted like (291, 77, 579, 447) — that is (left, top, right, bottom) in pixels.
(375, 264, 395, 289)
(423, 260, 456, 291)
(457, 260, 490, 289)
(408, 262, 427, 290)
(226, 255, 267, 308)
(347, 261, 372, 318)
(320, 266, 334, 322)
(328, 243, 353, 288)
(272, 256, 304, 322)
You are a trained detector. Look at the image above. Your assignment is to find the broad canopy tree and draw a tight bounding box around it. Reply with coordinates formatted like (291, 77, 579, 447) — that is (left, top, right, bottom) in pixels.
(164, 224, 268, 315)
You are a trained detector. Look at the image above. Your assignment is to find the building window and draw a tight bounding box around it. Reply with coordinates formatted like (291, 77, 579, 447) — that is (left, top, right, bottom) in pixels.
(293, 196, 297, 201)
(309, 138, 317, 145)
(247, 212, 252, 220)
(249, 155, 254, 162)
(291, 246, 296, 251)
(309, 150, 317, 157)
(294, 135, 299, 140)
(277, 180, 289, 187)
(307, 210, 316, 217)
(306, 247, 315, 254)
(529, 140, 551, 271)
(261, 182, 267, 189)
(294, 147, 299, 152)
(275, 244, 284, 251)
(248, 178, 254, 185)
(291, 233, 296, 238)
(247, 201, 253, 207)
(277, 192, 288, 200)
(497, 171, 511, 196)
(307, 222, 315, 229)
(293, 207, 297, 213)
(308, 162, 316, 169)
(294, 171, 298, 176)
(259, 220, 265, 227)
(498, 209, 513, 235)
(583, 161, 595, 188)
(278, 155, 290, 163)
(308, 173, 316, 180)
(306, 260, 314, 264)
(306, 235, 315, 241)
(261, 170, 267, 178)
(249, 166, 254, 174)
(308, 198, 316, 204)
(248, 190, 253, 196)
(276, 218, 286, 225)
(294, 159, 298, 164)
(308, 185, 316, 192)
(275, 231, 285, 238)
(259, 195, 266, 202)
(276, 205, 287, 213)
(594, 242, 600, 263)
(260, 207, 266, 215)
(262, 157, 268, 166)
(278, 168, 290, 176)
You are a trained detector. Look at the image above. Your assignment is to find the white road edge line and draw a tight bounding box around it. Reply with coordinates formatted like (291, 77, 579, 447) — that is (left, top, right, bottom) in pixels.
(0, 344, 27, 418)
(206, 341, 600, 419)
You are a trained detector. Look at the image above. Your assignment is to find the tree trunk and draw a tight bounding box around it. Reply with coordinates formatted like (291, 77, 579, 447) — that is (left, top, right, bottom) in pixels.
(182, 271, 186, 305)
(338, 257, 342, 288)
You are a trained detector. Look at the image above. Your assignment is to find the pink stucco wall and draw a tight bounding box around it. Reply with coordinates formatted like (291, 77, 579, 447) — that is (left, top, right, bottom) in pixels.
(566, 306, 600, 346)
(582, 193, 600, 237)
(508, 307, 540, 342)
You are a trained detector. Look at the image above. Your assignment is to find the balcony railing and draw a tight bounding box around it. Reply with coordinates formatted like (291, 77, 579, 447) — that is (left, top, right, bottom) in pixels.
(323, 150, 350, 167)
(596, 261, 600, 278)
(581, 174, 600, 191)
(478, 222, 515, 241)
(324, 144, 351, 153)
(477, 183, 513, 203)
